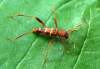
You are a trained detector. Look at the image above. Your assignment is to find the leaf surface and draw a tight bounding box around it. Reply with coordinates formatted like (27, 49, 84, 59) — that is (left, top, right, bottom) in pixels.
(0, 0, 99, 69)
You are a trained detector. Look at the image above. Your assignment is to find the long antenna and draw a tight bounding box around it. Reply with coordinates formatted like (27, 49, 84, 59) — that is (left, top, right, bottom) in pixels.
(14, 13, 46, 27)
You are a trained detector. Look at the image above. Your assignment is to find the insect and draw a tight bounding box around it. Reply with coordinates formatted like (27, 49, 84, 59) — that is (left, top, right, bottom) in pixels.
(13, 13, 80, 40)
(11, 12, 81, 68)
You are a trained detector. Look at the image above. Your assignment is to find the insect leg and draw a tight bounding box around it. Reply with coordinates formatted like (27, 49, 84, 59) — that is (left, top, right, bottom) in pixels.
(51, 8, 59, 33)
(14, 32, 32, 40)
(67, 23, 82, 34)
(60, 38, 68, 55)
(7, 32, 32, 42)
(42, 39, 54, 68)
(54, 15, 58, 29)
(14, 14, 46, 27)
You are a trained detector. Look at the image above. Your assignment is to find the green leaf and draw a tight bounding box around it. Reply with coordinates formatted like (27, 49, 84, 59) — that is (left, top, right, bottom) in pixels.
(0, 0, 99, 69)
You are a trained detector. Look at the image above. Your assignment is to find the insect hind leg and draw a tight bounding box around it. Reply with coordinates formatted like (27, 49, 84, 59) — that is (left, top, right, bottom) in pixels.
(41, 39, 55, 68)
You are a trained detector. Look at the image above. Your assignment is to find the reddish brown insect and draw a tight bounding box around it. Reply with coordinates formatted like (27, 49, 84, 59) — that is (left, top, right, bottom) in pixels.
(10, 13, 81, 68)
(13, 13, 79, 40)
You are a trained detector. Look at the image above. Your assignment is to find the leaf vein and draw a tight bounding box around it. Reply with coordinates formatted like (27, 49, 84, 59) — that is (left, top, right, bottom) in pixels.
(73, 8, 92, 69)
(15, 39, 38, 69)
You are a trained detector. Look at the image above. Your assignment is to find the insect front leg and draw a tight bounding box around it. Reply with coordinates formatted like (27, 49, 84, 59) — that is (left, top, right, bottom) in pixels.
(7, 32, 32, 42)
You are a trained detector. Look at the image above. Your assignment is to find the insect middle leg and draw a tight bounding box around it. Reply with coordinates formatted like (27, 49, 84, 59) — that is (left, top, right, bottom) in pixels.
(52, 10, 58, 32)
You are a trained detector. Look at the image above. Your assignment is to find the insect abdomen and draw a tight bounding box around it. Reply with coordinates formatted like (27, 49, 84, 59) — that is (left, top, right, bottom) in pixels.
(33, 28, 69, 39)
